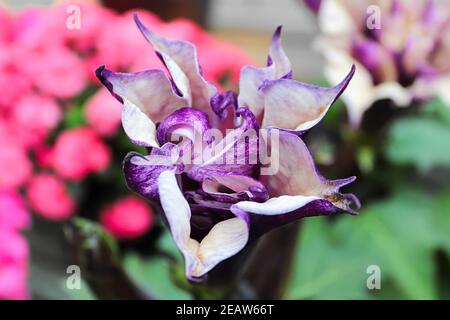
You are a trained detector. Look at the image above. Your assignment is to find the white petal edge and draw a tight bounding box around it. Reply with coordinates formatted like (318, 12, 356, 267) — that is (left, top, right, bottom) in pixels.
(157, 170, 249, 279)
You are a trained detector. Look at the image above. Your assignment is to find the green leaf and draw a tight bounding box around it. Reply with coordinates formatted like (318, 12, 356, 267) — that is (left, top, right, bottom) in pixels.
(63, 104, 86, 128)
(385, 117, 450, 172)
(420, 97, 450, 125)
(157, 230, 183, 263)
(286, 189, 445, 300)
(123, 252, 192, 300)
(285, 218, 370, 299)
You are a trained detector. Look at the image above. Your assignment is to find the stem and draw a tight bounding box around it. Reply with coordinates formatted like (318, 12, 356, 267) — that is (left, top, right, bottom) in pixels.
(230, 222, 300, 299)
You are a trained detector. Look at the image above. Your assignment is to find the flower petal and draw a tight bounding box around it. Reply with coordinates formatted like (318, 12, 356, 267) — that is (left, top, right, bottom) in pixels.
(157, 170, 249, 280)
(96, 66, 187, 147)
(202, 174, 269, 203)
(188, 109, 259, 180)
(237, 27, 291, 123)
(259, 65, 355, 132)
(156, 107, 211, 146)
(134, 14, 217, 118)
(267, 26, 292, 79)
(123, 144, 180, 199)
(232, 130, 359, 234)
(320, 48, 411, 126)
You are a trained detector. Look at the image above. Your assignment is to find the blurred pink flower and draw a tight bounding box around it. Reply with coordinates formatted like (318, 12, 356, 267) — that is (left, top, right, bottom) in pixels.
(0, 191, 30, 230)
(160, 18, 205, 43)
(0, 144, 32, 190)
(50, 127, 111, 181)
(55, 2, 116, 52)
(95, 10, 162, 72)
(21, 45, 87, 99)
(13, 7, 64, 50)
(0, 229, 29, 300)
(12, 94, 61, 146)
(34, 145, 53, 168)
(0, 45, 32, 110)
(0, 7, 13, 43)
(26, 173, 75, 220)
(85, 88, 122, 137)
(197, 39, 252, 84)
(100, 196, 154, 240)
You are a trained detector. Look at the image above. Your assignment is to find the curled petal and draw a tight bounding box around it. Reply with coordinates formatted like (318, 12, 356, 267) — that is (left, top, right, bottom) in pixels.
(189, 111, 259, 180)
(96, 66, 187, 147)
(259, 65, 355, 132)
(156, 107, 211, 145)
(267, 26, 292, 78)
(157, 170, 249, 280)
(210, 90, 238, 121)
(232, 130, 359, 234)
(123, 143, 180, 199)
(202, 174, 269, 203)
(238, 27, 291, 123)
(134, 14, 217, 118)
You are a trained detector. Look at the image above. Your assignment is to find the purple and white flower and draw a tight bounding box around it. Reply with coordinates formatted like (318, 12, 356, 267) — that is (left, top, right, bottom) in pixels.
(307, 0, 450, 125)
(96, 14, 359, 281)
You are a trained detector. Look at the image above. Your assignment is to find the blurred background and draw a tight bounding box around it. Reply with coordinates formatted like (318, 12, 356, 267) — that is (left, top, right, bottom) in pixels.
(0, 0, 449, 300)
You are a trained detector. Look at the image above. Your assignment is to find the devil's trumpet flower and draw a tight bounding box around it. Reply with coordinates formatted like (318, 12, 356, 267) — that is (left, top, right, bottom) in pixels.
(96, 14, 359, 281)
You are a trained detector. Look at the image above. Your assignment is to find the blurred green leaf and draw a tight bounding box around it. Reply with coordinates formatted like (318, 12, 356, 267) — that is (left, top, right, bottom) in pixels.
(64, 279, 96, 300)
(420, 97, 450, 125)
(123, 252, 192, 300)
(157, 230, 183, 263)
(63, 104, 86, 128)
(286, 188, 448, 300)
(385, 117, 450, 172)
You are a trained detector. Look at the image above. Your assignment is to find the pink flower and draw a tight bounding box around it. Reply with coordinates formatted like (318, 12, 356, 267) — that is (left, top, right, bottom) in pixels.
(11, 94, 61, 146)
(197, 39, 252, 84)
(35, 145, 53, 168)
(50, 127, 111, 181)
(160, 18, 206, 43)
(95, 10, 162, 71)
(0, 191, 30, 230)
(21, 45, 87, 99)
(13, 7, 65, 50)
(0, 144, 32, 190)
(0, 7, 12, 43)
(85, 88, 122, 137)
(26, 173, 75, 220)
(0, 44, 32, 110)
(100, 196, 154, 240)
(0, 229, 29, 300)
(54, 2, 116, 52)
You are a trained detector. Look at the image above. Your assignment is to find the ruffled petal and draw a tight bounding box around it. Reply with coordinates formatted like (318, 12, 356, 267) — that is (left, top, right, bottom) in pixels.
(259, 65, 355, 132)
(188, 107, 259, 180)
(202, 174, 268, 203)
(267, 26, 292, 79)
(237, 26, 291, 123)
(156, 107, 211, 146)
(157, 170, 249, 280)
(96, 66, 187, 147)
(232, 130, 359, 234)
(134, 14, 217, 119)
(123, 143, 180, 199)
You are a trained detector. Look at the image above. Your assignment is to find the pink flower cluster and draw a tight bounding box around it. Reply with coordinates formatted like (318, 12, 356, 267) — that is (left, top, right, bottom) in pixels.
(0, 1, 252, 298)
(0, 192, 30, 299)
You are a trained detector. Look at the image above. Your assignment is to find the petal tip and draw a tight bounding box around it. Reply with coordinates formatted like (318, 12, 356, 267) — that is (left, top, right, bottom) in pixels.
(134, 12, 152, 40)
